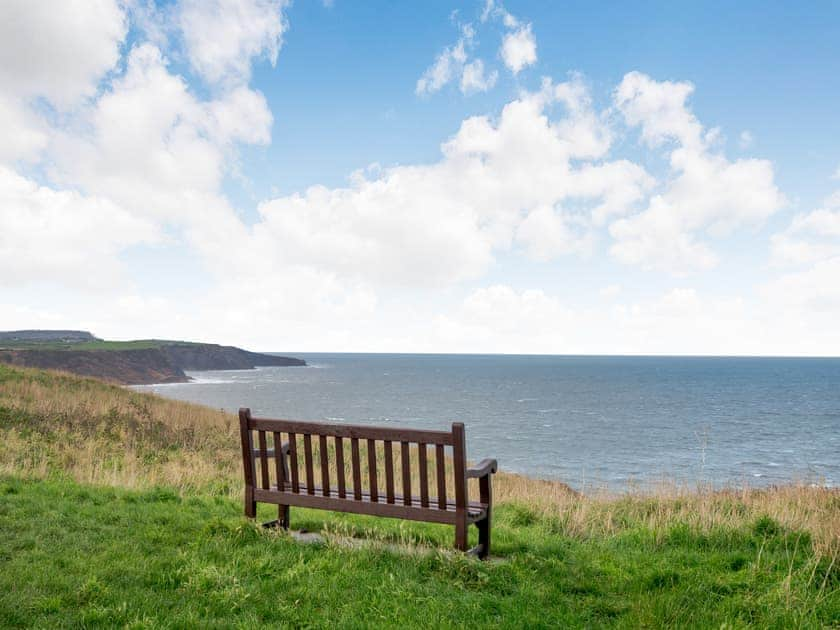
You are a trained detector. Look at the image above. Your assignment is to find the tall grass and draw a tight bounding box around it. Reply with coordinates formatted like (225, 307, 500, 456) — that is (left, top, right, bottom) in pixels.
(1, 363, 838, 558)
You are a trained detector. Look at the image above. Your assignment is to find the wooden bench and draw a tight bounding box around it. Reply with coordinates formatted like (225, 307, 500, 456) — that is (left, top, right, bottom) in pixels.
(238, 408, 498, 558)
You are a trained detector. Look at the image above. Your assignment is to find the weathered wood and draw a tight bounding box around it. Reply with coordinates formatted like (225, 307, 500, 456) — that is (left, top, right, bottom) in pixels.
(248, 417, 454, 445)
(303, 434, 315, 495)
(418, 442, 429, 508)
(238, 409, 256, 518)
(436, 444, 447, 510)
(288, 432, 299, 493)
(272, 432, 285, 491)
(401, 441, 412, 506)
(254, 488, 461, 525)
(367, 439, 378, 502)
(319, 434, 330, 497)
(476, 465, 493, 559)
(335, 436, 346, 498)
(258, 431, 270, 490)
(351, 437, 362, 500)
(239, 410, 497, 558)
(452, 423, 468, 551)
(384, 440, 395, 504)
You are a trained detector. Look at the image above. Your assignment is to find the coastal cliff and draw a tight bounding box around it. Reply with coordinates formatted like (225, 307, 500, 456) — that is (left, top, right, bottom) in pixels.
(0, 331, 305, 385)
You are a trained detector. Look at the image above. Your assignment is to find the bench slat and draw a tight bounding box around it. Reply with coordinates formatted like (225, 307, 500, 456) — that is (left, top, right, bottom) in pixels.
(260, 485, 487, 512)
(303, 434, 315, 495)
(288, 432, 300, 493)
(367, 439, 378, 503)
(384, 440, 395, 504)
(252, 488, 487, 525)
(248, 418, 454, 446)
(418, 442, 429, 507)
(436, 444, 446, 510)
(258, 431, 270, 490)
(351, 437, 362, 500)
(319, 434, 330, 497)
(273, 431, 285, 491)
(401, 441, 411, 506)
(335, 436, 346, 499)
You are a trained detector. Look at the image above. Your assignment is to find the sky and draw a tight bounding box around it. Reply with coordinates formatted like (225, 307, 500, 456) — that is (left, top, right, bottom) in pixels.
(1, 0, 840, 355)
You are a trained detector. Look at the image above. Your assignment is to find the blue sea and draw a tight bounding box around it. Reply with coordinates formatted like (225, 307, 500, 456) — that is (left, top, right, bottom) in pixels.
(135, 354, 840, 491)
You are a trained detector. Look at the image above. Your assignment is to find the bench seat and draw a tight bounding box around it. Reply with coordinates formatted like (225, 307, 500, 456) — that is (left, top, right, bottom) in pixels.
(253, 484, 489, 524)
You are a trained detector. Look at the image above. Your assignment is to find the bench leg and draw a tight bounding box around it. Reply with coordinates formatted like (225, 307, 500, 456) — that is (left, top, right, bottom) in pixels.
(244, 486, 256, 519)
(278, 504, 290, 529)
(455, 514, 469, 552)
(476, 515, 490, 559)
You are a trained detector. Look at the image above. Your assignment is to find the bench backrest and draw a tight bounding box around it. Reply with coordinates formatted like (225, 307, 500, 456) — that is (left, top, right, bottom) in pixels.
(239, 408, 469, 521)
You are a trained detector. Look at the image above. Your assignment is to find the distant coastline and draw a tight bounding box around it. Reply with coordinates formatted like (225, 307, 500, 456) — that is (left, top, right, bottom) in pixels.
(0, 330, 305, 385)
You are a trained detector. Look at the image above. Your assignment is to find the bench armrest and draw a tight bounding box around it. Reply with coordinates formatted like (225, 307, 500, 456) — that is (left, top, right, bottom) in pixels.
(466, 458, 498, 478)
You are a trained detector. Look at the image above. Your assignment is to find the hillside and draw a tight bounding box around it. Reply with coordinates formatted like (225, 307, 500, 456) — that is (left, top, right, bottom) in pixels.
(0, 331, 305, 384)
(0, 364, 837, 627)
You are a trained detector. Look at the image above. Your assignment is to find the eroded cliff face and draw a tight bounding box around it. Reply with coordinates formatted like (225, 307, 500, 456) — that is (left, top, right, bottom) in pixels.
(161, 344, 306, 370)
(0, 345, 306, 385)
(0, 348, 186, 384)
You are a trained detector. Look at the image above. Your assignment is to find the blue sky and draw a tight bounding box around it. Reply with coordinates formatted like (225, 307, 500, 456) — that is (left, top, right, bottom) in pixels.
(2, 0, 839, 355)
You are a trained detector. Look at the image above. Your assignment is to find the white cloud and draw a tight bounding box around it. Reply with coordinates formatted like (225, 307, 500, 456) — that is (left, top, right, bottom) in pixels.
(762, 257, 840, 315)
(0, 0, 127, 107)
(0, 95, 48, 164)
(515, 205, 591, 260)
(610, 72, 785, 272)
(614, 72, 703, 149)
(178, 0, 288, 84)
(0, 166, 158, 288)
(771, 191, 840, 265)
(501, 24, 537, 75)
(416, 24, 473, 95)
(50, 44, 271, 232)
(252, 76, 651, 286)
(432, 285, 573, 354)
(460, 59, 498, 94)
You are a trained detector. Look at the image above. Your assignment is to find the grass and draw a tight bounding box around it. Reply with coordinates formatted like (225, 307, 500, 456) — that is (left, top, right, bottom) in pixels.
(0, 339, 196, 351)
(1, 363, 838, 627)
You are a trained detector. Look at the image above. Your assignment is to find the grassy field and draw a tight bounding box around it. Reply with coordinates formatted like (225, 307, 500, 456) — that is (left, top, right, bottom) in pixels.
(1, 364, 838, 627)
(0, 339, 191, 351)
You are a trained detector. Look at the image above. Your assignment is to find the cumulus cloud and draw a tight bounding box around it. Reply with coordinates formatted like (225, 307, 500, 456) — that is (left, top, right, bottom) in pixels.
(0, 167, 158, 288)
(252, 75, 652, 286)
(0, 95, 48, 164)
(481, 1, 537, 76)
(178, 0, 288, 84)
(50, 44, 271, 229)
(610, 72, 785, 272)
(0, 0, 127, 107)
(500, 24, 537, 74)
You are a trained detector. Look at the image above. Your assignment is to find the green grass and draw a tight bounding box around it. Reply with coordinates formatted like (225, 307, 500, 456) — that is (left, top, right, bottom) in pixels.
(0, 339, 199, 351)
(1, 476, 837, 628)
(1, 364, 837, 627)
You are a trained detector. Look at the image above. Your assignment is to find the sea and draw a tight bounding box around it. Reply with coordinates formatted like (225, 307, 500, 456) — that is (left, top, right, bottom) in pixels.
(134, 354, 840, 492)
